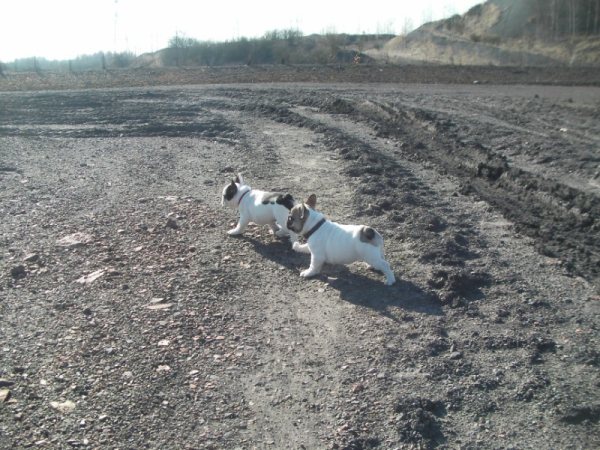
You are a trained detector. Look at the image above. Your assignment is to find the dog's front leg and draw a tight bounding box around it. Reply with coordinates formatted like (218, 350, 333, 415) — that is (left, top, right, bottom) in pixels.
(228, 215, 250, 235)
(268, 222, 280, 235)
(274, 224, 289, 237)
(287, 231, 299, 245)
(300, 254, 324, 278)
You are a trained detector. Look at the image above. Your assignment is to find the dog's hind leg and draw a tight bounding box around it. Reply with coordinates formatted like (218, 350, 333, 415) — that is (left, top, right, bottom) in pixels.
(364, 254, 395, 285)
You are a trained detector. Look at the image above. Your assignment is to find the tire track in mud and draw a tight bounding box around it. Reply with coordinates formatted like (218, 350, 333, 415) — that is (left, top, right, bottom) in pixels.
(225, 89, 600, 448)
(209, 101, 428, 447)
(307, 94, 600, 291)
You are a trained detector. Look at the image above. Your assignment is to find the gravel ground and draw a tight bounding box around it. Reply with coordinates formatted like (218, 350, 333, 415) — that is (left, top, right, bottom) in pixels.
(1, 70, 599, 449)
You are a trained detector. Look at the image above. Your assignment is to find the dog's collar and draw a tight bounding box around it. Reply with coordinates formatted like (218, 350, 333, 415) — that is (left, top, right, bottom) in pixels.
(237, 188, 251, 206)
(303, 217, 326, 240)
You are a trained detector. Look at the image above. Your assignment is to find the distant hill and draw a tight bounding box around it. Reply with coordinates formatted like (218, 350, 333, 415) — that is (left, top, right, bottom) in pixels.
(132, 33, 392, 68)
(369, 0, 600, 66)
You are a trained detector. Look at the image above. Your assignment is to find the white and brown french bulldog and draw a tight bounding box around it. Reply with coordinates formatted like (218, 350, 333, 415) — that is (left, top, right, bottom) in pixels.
(287, 194, 395, 285)
(221, 173, 297, 240)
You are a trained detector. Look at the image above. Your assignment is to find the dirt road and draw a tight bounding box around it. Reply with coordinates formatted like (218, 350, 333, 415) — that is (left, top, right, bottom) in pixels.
(1, 82, 599, 449)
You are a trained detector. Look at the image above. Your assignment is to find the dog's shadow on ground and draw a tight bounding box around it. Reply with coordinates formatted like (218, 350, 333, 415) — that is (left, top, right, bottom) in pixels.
(239, 235, 443, 321)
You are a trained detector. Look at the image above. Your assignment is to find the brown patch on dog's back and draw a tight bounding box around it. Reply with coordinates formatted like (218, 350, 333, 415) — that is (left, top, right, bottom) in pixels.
(360, 226, 376, 243)
(275, 193, 295, 210)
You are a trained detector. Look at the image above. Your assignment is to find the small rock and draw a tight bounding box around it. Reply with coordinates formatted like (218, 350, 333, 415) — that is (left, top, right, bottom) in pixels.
(166, 218, 179, 229)
(50, 400, 76, 414)
(23, 253, 40, 263)
(352, 382, 365, 393)
(0, 379, 14, 387)
(76, 269, 105, 284)
(0, 388, 11, 402)
(56, 232, 93, 248)
(449, 351, 463, 360)
(10, 265, 26, 279)
(146, 303, 173, 310)
(157, 339, 170, 347)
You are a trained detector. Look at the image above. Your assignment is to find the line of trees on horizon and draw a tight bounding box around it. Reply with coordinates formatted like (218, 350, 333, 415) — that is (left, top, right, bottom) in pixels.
(0, 51, 137, 73)
(0, 29, 394, 73)
(162, 29, 392, 67)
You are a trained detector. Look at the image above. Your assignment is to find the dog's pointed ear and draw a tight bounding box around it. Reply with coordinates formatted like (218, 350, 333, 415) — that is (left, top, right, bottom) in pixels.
(300, 204, 308, 220)
(306, 194, 317, 209)
(235, 173, 244, 185)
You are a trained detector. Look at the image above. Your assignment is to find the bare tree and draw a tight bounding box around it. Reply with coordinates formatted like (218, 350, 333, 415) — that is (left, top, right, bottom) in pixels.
(421, 7, 434, 25)
(401, 17, 414, 36)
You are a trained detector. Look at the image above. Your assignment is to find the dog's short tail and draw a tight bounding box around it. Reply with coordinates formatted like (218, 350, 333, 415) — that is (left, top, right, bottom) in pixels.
(360, 226, 383, 246)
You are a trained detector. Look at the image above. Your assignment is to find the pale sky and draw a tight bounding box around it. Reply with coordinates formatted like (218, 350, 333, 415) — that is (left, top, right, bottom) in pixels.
(1, 0, 483, 62)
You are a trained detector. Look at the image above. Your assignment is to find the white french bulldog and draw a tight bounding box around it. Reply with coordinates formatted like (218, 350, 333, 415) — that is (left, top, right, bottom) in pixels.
(287, 194, 395, 285)
(221, 173, 297, 240)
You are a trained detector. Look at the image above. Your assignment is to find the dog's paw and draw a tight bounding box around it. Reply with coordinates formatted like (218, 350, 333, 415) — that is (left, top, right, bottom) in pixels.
(227, 229, 243, 236)
(300, 269, 315, 278)
(384, 277, 396, 286)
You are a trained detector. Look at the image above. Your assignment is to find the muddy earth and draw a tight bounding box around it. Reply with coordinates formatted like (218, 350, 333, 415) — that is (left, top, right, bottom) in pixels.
(1, 76, 599, 449)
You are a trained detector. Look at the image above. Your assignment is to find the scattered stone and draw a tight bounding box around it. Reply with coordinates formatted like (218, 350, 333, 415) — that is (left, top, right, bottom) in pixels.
(166, 217, 179, 229)
(0, 379, 14, 387)
(0, 388, 10, 402)
(10, 265, 26, 279)
(157, 339, 170, 347)
(449, 351, 463, 360)
(23, 253, 39, 263)
(56, 232, 93, 248)
(352, 382, 365, 393)
(146, 303, 173, 310)
(76, 269, 105, 284)
(560, 403, 600, 424)
(50, 400, 76, 414)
